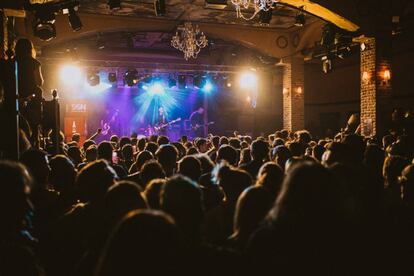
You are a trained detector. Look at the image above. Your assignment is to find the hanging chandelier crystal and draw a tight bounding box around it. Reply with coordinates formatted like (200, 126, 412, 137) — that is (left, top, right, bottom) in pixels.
(231, 0, 277, 20)
(171, 22, 208, 60)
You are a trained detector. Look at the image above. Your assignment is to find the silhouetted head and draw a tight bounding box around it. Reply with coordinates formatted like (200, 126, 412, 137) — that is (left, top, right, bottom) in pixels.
(219, 136, 229, 146)
(161, 175, 203, 243)
(266, 161, 338, 228)
(155, 144, 178, 176)
(96, 210, 181, 276)
(49, 155, 76, 194)
(140, 160, 165, 189)
(232, 186, 272, 247)
(287, 142, 304, 157)
(256, 162, 284, 199)
(137, 138, 146, 151)
(312, 145, 325, 162)
(76, 160, 116, 203)
(229, 138, 241, 150)
(211, 136, 220, 148)
(144, 179, 166, 210)
(322, 142, 351, 167)
(85, 145, 98, 162)
(105, 181, 148, 224)
(178, 156, 202, 182)
(19, 148, 50, 188)
(383, 155, 410, 188)
(194, 154, 214, 174)
(272, 145, 291, 170)
(0, 161, 33, 234)
(67, 146, 83, 166)
(14, 38, 36, 59)
(157, 135, 170, 146)
(216, 145, 238, 166)
(121, 144, 133, 161)
(251, 139, 269, 161)
(133, 150, 154, 172)
(195, 138, 208, 153)
(98, 141, 114, 162)
(83, 139, 96, 153)
(145, 142, 159, 156)
(341, 134, 365, 163)
(213, 162, 252, 203)
(72, 133, 81, 143)
(119, 136, 131, 149)
(239, 148, 251, 166)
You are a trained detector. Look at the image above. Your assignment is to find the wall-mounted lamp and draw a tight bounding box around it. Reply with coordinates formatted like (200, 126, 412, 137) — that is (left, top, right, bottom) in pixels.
(295, 86, 303, 95)
(362, 71, 371, 83)
(380, 69, 391, 87)
(283, 87, 290, 95)
(383, 69, 391, 81)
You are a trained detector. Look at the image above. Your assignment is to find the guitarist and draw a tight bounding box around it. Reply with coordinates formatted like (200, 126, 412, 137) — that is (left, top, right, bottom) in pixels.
(189, 107, 205, 138)
(154, 106, 168, 135)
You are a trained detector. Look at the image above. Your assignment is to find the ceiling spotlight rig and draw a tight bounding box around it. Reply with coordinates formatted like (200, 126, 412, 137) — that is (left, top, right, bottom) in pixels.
(28, 0, 82, 41)
(312, 24, 358, 73)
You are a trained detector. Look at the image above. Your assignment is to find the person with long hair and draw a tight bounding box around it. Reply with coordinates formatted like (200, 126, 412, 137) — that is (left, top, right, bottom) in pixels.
(14, 38, 44, 147)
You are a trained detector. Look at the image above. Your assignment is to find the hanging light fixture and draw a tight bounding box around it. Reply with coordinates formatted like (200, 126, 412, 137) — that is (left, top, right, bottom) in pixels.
(231, 0, 278, 20)
(171, 22, 208, 60)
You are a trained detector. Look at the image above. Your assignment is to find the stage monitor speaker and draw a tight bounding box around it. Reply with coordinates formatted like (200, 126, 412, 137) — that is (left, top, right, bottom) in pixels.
(42, 100, 58, 131)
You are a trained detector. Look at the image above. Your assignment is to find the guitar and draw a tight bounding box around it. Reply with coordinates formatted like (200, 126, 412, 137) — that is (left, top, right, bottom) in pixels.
(192, 121, 215, 130)
(100, 109, 119, 135)
(153, 118, 181, 132)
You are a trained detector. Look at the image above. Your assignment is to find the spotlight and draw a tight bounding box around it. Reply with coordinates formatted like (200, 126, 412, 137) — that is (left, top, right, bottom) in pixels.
(294, 13, 305, 27)
(149, 82, 165, 95)
(227, 81, 232, 88)
(33, 10, 56, 41)
(337, 46, 352, 59)
(320, 24, 336, 47)
(202, 81, 213, 93)
(87, 70, 100, 86)
(193, 75, 203, 88)
(168, 77, 177, 88)
(108, 72, 117, 83)
(154, 0, 166, 16)
(321, 56, 332, 74)
(67, 7, 82, 31)
(60, 64, 82, 85)
(259, 10, 272, 25)
(178, 75, 186, 89)
(108, 0, 121, 10)
(124, 69, 138, 86)
(239, 71, 257, 89)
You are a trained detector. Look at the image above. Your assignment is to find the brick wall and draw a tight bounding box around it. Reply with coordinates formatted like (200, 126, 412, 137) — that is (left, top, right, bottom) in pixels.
(360, 37, 393, 137)
(283, 57, 305, 131)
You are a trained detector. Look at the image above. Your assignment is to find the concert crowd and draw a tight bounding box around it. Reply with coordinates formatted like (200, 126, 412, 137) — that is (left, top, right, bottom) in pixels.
(2, 38, 414, 276)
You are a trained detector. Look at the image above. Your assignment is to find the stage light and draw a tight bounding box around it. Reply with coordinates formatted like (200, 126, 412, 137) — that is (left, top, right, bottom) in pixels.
(239, 71, 257, 89)
(149, 82, 165, 95)
(67, 7, 82, 31)
(124, 69, 138, 86)
(294, 13, 305, 27)
(321, 56, 332, 74)
(202, 81, 213, 93)
(227, 81, 232, 87)
(320, 24, 336, 47)
(60, 64, 82, 85)
(154, 0, 166, 16)
(337, 46, 352, 59)
(108, 72, 117, 83)
(33, 10, 56, 41)
(178, 75, 186, 89)
(87, 70, 100, 86)
(168, 77, 177, 88)
(142, 84, 149, 90)
(108, 0, 121, 10)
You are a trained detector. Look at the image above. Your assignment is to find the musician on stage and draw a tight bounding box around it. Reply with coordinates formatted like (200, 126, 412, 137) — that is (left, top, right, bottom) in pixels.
(189, 107, 205, 138)
(14, 38, 44, 147)
(155, 106, 168, 136)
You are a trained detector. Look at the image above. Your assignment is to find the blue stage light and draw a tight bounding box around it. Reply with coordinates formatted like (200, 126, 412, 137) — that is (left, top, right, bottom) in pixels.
(148, 82, 165, 95)
(202, 81, 213, 92)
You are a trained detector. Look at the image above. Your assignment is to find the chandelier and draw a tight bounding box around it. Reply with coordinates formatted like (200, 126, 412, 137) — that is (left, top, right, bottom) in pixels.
(231, 0, 277, 20)
(171, 22, 208, 60)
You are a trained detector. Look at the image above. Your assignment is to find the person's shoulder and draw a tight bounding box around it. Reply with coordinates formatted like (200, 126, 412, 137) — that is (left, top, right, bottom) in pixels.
(30, 57, 41, 66)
